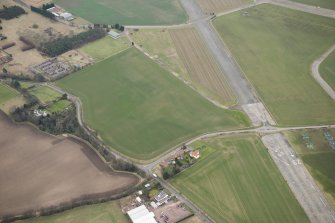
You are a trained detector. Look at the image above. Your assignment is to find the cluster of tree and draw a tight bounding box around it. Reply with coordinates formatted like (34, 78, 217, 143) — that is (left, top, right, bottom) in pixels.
(19, 36, 35, 51)
(0, 5, 26, 20)
(41, 3, 55, 10)
(0, 71, 46, 82)
(39, 29, 106, 57)
(162, 153, 196, 179)
(93, 23, 125, 32)
(30, 6, 55, 19)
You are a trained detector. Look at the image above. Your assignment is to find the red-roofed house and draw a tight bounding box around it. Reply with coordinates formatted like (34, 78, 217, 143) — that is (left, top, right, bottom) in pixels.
(189, 150, 200, 159)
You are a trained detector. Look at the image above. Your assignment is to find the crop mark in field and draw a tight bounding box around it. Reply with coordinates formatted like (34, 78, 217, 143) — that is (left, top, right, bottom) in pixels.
(169, 27, 235, 106)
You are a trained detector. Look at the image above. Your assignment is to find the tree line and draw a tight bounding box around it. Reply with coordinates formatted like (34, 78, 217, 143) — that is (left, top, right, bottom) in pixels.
(0, 5, 26, 20)
(30, 5, 55, 19)
(39, 28, 106, 57)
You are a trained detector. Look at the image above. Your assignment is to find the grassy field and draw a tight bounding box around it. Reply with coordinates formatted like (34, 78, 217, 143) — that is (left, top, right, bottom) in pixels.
(169, 27, 236, 106)
(130, 28, 188, 78)
(320, 50, 335, 91)
(0, 83, 19, 105)
(197, 0, 252, 14)
(47, 100, 72, 113)
(286, 129, 335, 207)
(170, 135, 309, 223)
(80, 36, 130, 62)
(213, 4, 335, 125)
(19, 201, 128, 223)
(291, 0, 335, 10)
(29, 86, 61, 104)
(54, 0, 187, 26)
(58, 48, 249, 160)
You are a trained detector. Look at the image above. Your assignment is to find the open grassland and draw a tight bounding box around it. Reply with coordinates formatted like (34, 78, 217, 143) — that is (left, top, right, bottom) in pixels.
(320, 50, 335, 91)
(54, 0, 187, 26)
(169, 28, 236, 106)
(130, 28, 188, 78)
(47, 100, 72, 113)
(0, 83, 19, 105)
(170, 135, 308, 223)
(29, 85, 62, 104)
(286, 129, 335, 207)
(0, 112, 139, 217)
(58, 48, 249, 160)
(214, 4, 335, 125)
(19, 200, 128, 223)
(0, 83, 25, 114)
(197, 0, 252, 14)
(80, 36, 130, 62)
(291, 0, 335, 10)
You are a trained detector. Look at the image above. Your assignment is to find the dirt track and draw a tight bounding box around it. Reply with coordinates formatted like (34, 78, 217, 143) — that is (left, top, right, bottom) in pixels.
(0, 112, 139, 217)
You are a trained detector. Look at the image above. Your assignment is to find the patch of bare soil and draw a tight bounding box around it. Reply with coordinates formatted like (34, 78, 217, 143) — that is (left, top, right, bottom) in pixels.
(0, 112, 139, 217)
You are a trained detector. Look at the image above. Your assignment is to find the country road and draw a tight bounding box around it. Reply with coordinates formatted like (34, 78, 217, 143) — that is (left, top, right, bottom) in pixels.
(311, 45, 335, 101)
(41, 1, 335, 222)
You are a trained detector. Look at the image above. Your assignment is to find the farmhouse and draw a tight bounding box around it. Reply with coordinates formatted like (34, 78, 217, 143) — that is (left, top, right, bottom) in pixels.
(108, 30, 121, 39)
(127, 205, 157, 223)
(189, 150, 200, 159)
(154, 191, 169, 206)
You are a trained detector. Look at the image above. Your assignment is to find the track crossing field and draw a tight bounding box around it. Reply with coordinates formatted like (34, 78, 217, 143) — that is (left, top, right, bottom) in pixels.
(169, 28, 236, 106)
(320, 50, 335, 91)
(214, 4, 335, 125)
(57, 48, 249, 160)
(54, 0, 187, 26)
(291, 0, 335, 10)
(169, 135, 309, 223)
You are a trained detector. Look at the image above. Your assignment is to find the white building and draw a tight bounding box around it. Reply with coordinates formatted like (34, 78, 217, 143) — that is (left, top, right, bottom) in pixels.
(60, 12, 74, 21)
(127, 205, 157, 223)
(154, 191, 169, 206)
(108, 30, 121, 39)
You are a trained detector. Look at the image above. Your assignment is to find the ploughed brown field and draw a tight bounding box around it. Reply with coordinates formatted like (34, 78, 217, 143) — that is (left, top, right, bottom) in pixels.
(0, 112, 139, 217)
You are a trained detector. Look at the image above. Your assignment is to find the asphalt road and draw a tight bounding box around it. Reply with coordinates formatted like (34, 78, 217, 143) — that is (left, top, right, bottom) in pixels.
(311, 44, 335, 101)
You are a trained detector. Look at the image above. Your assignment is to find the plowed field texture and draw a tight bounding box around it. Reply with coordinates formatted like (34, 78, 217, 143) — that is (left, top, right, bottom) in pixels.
(57, 48, 249, 161)
(214, 4, 335, 125)
(0, 112, 138, 218)
(197, 0, 252, 14)
(169, 28, 236, 106)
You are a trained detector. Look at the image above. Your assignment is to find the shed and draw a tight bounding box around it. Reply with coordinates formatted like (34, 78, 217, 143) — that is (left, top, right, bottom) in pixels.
(108, 30, 121, 39)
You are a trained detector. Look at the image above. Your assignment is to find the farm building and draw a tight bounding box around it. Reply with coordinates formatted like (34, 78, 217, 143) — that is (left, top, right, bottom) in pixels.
(127, 205, 157, 223)
(154, 191, 169, 206)
(189, 150, 200, 159)
(47, 6, 74, 21)
(60, 12, 74, 21)
(108, 30, 121, 39)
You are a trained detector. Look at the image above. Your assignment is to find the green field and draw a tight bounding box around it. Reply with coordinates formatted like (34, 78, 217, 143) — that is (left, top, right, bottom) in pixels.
(29, 86, 61, 104)
(19, 201, 128, 223)
(291, 0, 335, 10)
(54, 0, 187, 26)
(0, 83, 19, 105)
(80, 36, 130, 62)
(47, 100, 72, 113)
(320, 50, 335, 91)
(214, 4, 335, 125)
(58, 48, 249, 160)
(287, 129, 335, 207)
(130, 29, 188, 78)
(169, 135, 309, 223)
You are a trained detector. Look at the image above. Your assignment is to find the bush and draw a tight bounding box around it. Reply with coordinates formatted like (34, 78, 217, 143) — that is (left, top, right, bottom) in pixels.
(0, 6, 25, 20)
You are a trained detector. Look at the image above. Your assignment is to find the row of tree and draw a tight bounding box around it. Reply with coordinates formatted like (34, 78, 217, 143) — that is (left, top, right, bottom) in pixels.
(39, 29, 106, 57)
(0, 5, 26, 20)
(31, 5, 55, 19)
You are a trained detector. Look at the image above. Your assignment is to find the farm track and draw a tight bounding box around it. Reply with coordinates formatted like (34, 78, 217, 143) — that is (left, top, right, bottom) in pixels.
(311, 44, 335, 101)
(34, 1, 335, 222)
